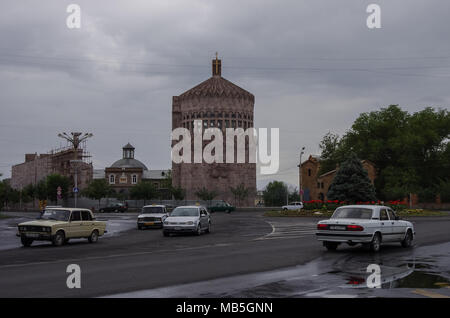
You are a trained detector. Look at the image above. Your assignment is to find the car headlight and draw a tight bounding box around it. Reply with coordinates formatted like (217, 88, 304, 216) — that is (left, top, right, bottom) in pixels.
(19, 226, 26, 231)
(42, 227, 51, 232)
(164, 221, 169, 225)
(187, 221, 194, 225)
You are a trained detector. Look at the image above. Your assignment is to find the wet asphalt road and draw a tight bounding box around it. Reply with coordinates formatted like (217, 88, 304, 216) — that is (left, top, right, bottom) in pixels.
(0, 211, 449, 297)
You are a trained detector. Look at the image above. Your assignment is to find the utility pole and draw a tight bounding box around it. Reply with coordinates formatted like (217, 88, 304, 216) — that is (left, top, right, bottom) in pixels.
(298, 147, 305, 202)
(57, 132, 93, 208)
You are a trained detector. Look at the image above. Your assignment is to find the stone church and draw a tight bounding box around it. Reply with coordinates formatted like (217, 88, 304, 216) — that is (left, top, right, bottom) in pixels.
(171, 56, 256, 206)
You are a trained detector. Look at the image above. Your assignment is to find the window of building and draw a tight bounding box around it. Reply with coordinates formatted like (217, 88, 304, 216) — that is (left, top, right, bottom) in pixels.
(317, 182, 320, 189)
(109, 174, 115, 184)
(210, 120, 215, 127)
(132, 174, 137, 184)
(232, 121, 236, 128)
(308, 169, 311, 176)
(203, 120, 208, 128)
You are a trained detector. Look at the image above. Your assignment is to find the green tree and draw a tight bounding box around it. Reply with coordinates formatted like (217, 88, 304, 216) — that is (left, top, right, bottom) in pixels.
(195, 187, 217, 206)
(82, 179, 113, 208)
(319, 105, 449, 201)
(262, 181, 288, 206)
(35, 180, 48, 201)
(130, 181, 157, 205)
(0, 180, 20, 208)
(327, 153, 377, 203)
(288, 187, 301, 202)
(170, 186, 185, 201)
(0, 181, 7, 209)
(46, 174, 71, 202)
(318, 132, 343, 175)
(230, 183, 250, 206)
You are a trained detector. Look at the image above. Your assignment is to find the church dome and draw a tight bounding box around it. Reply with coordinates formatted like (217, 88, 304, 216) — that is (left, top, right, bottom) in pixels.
(110, 143, 148, 170)
(110, 158, 148, 170)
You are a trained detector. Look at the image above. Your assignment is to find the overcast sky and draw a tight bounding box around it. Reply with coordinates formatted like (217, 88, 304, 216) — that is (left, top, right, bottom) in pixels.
(1, 0, 449, 189)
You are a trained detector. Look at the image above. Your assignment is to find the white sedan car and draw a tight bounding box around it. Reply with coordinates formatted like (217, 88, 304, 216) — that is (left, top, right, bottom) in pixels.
(282, 201, 304, 211)
(316, 205, 415, 252)
(163, 206, 211, 236)
(137, 205, 168, 229)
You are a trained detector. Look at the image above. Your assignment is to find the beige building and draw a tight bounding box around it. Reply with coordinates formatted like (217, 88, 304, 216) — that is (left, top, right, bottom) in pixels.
(104, 143, 169, 197)
(300, 155, 376, 201)
(11, 147, 92, 190)
(171, 56, 256, 206)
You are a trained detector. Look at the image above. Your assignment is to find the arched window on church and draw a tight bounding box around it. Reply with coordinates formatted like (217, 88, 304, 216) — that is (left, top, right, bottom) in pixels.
(109, 174, 115, 185)
(132, 174, 137, 184)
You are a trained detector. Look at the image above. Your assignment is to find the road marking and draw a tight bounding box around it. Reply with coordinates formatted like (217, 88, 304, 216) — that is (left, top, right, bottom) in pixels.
(412, 289, 450, 298)
(0, 242, 238, 269)
(255, 221, 316, 241)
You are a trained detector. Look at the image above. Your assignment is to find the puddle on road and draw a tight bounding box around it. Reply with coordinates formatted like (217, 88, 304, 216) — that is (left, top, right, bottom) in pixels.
(106, 241, 450, 298)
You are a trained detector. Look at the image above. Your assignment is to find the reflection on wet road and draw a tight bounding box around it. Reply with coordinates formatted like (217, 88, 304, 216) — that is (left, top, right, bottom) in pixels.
(108, 242, 450, 298)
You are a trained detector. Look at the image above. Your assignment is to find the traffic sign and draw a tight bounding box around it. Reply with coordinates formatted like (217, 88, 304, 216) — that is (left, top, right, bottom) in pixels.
(73, 187, 79, 193)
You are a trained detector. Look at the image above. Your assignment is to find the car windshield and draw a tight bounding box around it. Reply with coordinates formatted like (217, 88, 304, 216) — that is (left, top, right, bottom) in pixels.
(331, 208, 373, 219)
(40, 209, 71, 221)
(170, 207, 199, 217)
(142, 206, 164, 214)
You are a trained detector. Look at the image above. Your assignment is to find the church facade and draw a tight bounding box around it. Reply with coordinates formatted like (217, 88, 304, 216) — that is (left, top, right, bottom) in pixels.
(171, 56, 256, 206)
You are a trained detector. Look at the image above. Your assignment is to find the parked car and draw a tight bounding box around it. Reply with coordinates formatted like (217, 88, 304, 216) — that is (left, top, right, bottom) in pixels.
(137, 205, 168, 230)
(209, 201, 235, 213)
(282, 202, 304, 211)
(163, 206, 211, 236)
(99, 203, 128, 213)
(17, 208, 107, 247)
(316, 205, 415, 252)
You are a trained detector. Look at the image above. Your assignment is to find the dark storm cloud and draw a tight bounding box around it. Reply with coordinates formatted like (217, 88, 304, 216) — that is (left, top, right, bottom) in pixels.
(1, 0, 449, 188)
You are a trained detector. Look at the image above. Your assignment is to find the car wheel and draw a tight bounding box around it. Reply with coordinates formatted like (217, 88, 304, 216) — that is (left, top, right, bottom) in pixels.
(370, 233, 381, 252)
(88, 230, 99, 243)
(20, 236, 33, 247)
(137, 224, 143, 230)
(401, 230, 413, 248)
(324, 241, 338, 251)
(196, 225, 202, 236)
(52, 231, 65, 247)
(205, 222, 211, 234)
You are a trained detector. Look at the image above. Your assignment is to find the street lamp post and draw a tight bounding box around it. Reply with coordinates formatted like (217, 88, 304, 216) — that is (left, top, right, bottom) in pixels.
(57, 132, 93, 208)
(299, 147, 305, 202)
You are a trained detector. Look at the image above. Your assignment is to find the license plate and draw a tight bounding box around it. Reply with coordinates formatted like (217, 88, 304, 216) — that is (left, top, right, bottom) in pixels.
(145, 222, 154, 226)
(174, 227, 181, 231)
(330, 225, 346, 231)
(26, 233, 39, 238)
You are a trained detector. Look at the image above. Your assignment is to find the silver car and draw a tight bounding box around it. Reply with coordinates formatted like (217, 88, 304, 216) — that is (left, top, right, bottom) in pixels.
(163, 206, 211, 236)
